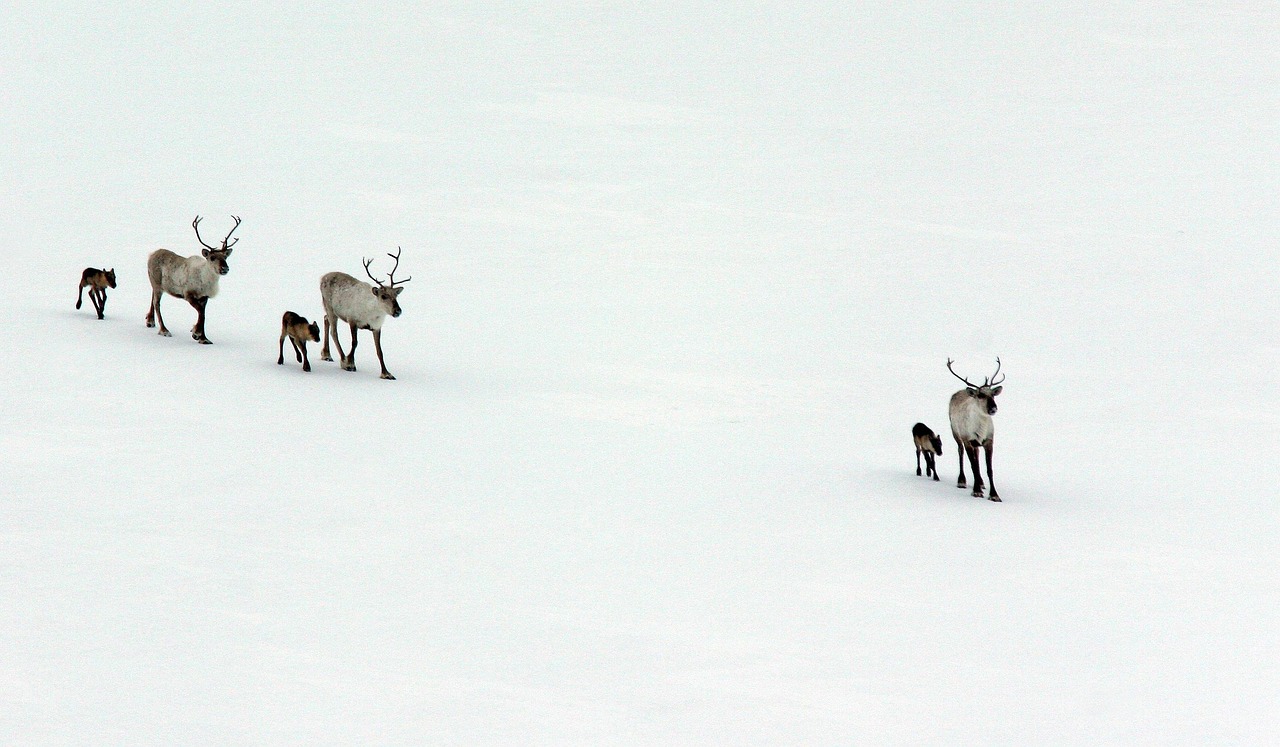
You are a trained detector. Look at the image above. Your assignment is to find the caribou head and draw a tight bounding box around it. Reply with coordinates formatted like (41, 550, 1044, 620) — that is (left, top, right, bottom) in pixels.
(363, 246, 411, 318)
(193, 215, 241, 276)
(947, 357, 1005, 414)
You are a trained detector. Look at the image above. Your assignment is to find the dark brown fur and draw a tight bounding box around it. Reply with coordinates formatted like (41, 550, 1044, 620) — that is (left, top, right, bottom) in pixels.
(279, 311, 321, 372)
(76, 267, 116, 320)
(912, 422, 943, 481)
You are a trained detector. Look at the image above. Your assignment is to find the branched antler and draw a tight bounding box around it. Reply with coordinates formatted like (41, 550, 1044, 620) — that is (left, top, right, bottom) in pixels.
(222, 216, 242, 249)
(363, 256, 384, 288)
(363, 247, 411, 288)
(193, 215, 241, 251)
(193, 216, 216, 250)
(947, 358, 977, 388)
(949, 357, 1005, 388)
(385, 246, 410, 287)
(987, 357, 1005, 387)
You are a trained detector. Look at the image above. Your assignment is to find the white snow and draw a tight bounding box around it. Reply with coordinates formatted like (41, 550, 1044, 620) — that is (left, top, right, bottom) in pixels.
(2, 3, 1278, 743)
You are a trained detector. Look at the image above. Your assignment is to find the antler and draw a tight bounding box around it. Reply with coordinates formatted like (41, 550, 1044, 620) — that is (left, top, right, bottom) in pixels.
(364, 248, 411, 288)
(385, 246, 411, 287)
(362, 256, 385, 288)
(946, 358, 978, 388)
(987, 357, 1005, 386)
(192, 216, 217, 251)
(221, 216, 242, 249)
(192, 215, 241, 251)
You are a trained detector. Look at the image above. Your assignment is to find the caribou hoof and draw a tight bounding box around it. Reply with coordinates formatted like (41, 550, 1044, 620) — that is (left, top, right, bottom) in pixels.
(932, 475, 940, 482)
(972, 490, 984, 498)
(320, 354, 333, 362)
(988, 495, 1002, 502)
(342, 363, 356, 372)
(380, 372, 396, 380)
(197, 338, 212, 345)
(158, 329, 172, 337)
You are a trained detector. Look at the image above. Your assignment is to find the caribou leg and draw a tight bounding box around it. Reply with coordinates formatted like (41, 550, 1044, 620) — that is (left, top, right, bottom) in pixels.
(187, 293, 211, 344)
(343, 322, 359, 371)
(954, 436, 967, 488)
(966, 441, 984, 498)
(327, 315, 350, 369)
(278, 332, 287, 365)
(372, 328, 394, 380)
(320, 314, 334, 361)
(984, 442, 1000, 502)
(149, 290, 171, 336)
(290, 338, 303, 363)
(916, 448, 923, 476)
(76, 282, 86, 310)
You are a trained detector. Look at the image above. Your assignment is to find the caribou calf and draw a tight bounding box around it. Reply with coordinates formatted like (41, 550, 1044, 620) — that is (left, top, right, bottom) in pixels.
(320, 247, 410, 380)
(947, 358, 1005, 501)
(76, 267, 117, 320)
(146, 215, 241, 344)
(278, 311, 321, 372)
(912, 422, 943, 481)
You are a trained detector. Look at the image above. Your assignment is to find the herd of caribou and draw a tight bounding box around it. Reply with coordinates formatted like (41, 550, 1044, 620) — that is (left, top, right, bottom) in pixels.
(77, 215, 1010, 500)
(76, 215, 412, 380)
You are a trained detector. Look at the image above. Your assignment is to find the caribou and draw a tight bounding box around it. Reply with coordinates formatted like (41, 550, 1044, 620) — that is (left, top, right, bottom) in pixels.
(76, 267, 117, 320)
(278, 311, 321, 372)
(145, 216, 241, 344)
(946, 357, 1005, 502)
(319, 248, 410, 380)
(912, 422, 943, 481)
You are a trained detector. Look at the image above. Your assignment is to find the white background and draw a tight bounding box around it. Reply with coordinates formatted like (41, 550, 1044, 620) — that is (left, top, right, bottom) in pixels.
(2, 3, 1278, 743)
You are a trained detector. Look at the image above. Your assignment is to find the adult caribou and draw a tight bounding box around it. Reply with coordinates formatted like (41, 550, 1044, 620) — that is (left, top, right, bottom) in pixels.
(319, 248, 410, 380)
(947, 357, 1005, 502)
(146, 216, 241, 344)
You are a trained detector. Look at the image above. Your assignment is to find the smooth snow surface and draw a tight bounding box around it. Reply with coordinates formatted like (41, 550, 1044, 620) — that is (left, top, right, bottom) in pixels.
(2, 3, 1278, 744)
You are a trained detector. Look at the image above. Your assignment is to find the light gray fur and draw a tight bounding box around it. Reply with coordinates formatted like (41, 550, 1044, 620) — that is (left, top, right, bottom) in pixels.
(319, 271, 405, 379)
(948, 389, 995, 447)
(948, 386, 1002, 501)
(147, 249, 223, 301)
(946, 357, 1004, 502)
(321, 272, 394, 331)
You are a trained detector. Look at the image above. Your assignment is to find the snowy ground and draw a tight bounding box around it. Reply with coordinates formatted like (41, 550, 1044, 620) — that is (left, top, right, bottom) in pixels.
(2, 3, 1279, 744)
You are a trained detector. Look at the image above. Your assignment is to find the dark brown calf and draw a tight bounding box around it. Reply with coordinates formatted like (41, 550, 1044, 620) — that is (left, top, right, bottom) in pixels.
(912, 422, 944, 481)
(76, 267, 117, 320)
(278, 311, 321, 372)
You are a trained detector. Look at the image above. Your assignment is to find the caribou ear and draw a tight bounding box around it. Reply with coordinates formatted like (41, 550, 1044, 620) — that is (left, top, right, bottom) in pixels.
(967, 387, 978, 396)
(392, 286, 404, 297)
(371, 286, 380, 296)
(202, 248, 211, 258)
(990, 386, 1003, 396)
(223, 246, 233, 257)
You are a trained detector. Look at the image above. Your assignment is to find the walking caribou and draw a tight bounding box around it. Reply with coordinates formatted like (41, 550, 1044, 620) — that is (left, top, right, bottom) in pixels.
(947, 357, 1005, 502)
(278, 311, 321, 372)
(912, 422, 943, 481)
(76, 267, 117, 320)
(145, 216, 241, 344)
(319, 248, 410, 380)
